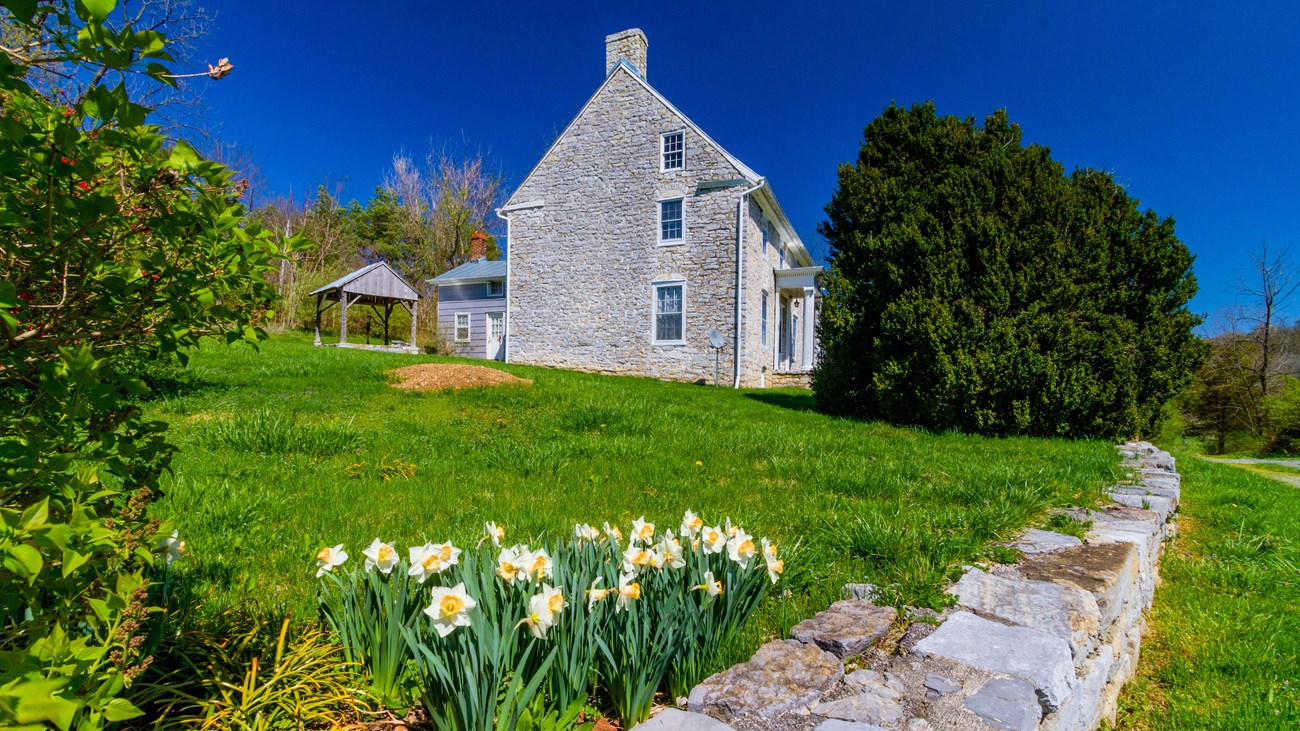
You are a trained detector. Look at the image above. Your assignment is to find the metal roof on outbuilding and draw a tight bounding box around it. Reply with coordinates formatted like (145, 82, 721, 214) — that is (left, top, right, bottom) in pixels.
(428, 260, 507, 284)
(309, 261, 420, 302)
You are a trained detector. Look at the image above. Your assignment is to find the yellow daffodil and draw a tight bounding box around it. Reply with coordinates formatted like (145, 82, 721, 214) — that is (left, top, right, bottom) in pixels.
(631, 516, 655, 544)
(603, 521, 623, 542)
(522, 583, 567, 639)
(362, 538, 399, 574)
(615, 571, 641, 612)
(482, 521, 505, 548)
(158, 530, 186, 565)
(702, 525, 727, 554)
(425, 582, 477, 637)
(680, 509, 704, 538)
(315, 544, 347, 577)
(497, 544, 526, 584)
(728, 527, 757, 568)
(694, 570, 724, 598)
(587, 577, 611, 609)
(621, 544, 658, 573)
(574, 523, 601, 542)
(761, 538, 784, 584)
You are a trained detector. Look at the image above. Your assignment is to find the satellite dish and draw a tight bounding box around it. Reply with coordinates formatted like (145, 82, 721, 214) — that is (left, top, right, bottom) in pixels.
(707, 329, 725, 349)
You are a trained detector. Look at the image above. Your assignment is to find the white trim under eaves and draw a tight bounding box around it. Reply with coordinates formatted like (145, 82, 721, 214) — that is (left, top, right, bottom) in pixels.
(500, 200, 545, 213)
(503, 62, 760, 209)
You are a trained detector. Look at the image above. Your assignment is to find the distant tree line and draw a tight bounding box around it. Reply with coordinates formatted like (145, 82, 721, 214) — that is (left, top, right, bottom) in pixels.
(1182, 244, 1300, 454)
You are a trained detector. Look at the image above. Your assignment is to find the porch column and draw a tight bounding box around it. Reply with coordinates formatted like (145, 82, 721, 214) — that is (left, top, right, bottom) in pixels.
(409, 300, 418, 350)
(800, 287, 815, 370)
(339, 292, 350, 345)
(314, 293, 323, 346)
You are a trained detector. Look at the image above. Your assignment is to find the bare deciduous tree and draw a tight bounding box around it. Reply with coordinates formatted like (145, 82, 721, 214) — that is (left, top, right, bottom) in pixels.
(1237, 242, 1300, 400)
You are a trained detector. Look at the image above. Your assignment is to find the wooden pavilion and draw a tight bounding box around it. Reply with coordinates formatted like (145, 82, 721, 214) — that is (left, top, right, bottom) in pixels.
(309, 262, 421, 353)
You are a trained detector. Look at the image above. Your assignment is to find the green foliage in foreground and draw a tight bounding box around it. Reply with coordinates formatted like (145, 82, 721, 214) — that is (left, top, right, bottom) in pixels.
(1115, 456, 1300, 729)
(0, 2, 286, 727)
(148, 334, 1118, 663)
(816, 101, 1205, 440)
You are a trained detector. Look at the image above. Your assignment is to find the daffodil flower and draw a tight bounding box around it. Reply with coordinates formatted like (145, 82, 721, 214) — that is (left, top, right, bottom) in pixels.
(522, 583, 567, 639)
(529, 548, 553, 580)
(574, 523, 601, 542)
(725, 517, 738, 538)
(408, 541, 459, 583)
(762, 538, 784, 584)
(680, 509, 703, 538)
(621, 544, 658, 573)
(425, 582, 477, 637)
(603, 521, 623, 543)
(657, 532, 686, 570)
(158, 530, 186, 565)
(586, 577, 610, 609)
(631, 516, 655, 544)
(482, 521, 505, 548)
(363, 538, 399, 574)
(728, 527, 757, 568)
(702, 525, 727, 554)
(497, 544, 526, 584)
(316, 544, 348, 577)
(694, 570, 724, 598)
(615, 571, 641, 612)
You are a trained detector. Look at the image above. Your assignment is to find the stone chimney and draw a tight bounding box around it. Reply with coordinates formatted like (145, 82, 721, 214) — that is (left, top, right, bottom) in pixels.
(470, 231, 487, 261)
(605, 28, 647, 78)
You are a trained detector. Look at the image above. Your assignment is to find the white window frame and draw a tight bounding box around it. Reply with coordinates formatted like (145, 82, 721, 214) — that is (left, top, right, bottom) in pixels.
(651, 280, 686, 345)
(660, 130, 685, 172)
(761, 290, 769, 346)
(658, 197, 685, 246)
(486, 280, 504, 297)
(454, 312, 470, 343)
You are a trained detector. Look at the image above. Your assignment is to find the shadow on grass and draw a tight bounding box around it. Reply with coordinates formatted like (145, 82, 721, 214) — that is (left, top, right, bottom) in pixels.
(743, 390, 818, 413)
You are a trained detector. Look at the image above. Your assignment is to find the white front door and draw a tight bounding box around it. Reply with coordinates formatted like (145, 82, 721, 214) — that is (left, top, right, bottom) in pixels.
(486, 311, 505, 360)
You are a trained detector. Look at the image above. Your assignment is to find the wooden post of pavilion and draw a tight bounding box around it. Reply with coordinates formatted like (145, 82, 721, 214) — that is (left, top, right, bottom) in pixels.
(314, 293, 323, 346)
(339, 292, 350, 346)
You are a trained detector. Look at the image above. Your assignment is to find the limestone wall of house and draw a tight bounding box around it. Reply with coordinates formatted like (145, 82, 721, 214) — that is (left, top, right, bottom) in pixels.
(506, 68, 753, 383)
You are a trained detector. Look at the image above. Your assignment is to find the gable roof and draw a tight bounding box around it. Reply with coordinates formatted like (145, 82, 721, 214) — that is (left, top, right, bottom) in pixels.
(428, 259, 507, 284)
(309, 261, 421, 301)
(506, 61, 759, 208)
(503, 61, 812, 266)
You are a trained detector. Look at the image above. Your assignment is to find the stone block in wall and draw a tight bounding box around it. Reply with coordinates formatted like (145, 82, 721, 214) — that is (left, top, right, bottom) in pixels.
(912, 611, 1077, 712)
(1016, 541, 1138, 634)
(687, 639, 843, 720)
(949, 569, 1102, 661)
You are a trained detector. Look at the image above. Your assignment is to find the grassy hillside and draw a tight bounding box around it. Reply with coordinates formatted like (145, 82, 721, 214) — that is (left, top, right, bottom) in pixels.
(150, 333, 1117, 655)
(1115, 456, 1300, 729)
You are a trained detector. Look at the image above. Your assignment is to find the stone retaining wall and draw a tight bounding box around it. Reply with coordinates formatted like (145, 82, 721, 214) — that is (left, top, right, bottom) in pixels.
(640, 441, 1178, 731)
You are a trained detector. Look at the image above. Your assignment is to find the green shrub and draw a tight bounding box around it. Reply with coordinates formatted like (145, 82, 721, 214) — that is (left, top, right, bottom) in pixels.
(815, 102, 1206, 439)
(0, 3, 291, 726)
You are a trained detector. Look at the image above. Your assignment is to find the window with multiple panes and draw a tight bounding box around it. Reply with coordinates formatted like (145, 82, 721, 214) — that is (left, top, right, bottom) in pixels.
(659, 199, 683, 243)
(661, 130, 684, 170)
(455, 313, 470, 342)
(487, 280, 504, 297)
(762, 222, 769, 257)
(654, 283, 684, 343)
(761, 290, 769, 345)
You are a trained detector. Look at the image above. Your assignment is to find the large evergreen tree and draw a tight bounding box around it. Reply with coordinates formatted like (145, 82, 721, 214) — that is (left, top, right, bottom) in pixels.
(815, 102, 1205, 439)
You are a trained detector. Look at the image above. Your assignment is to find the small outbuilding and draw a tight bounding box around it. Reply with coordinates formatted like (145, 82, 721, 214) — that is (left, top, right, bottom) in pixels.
(309, 261, 421, 353)
(427, 258, 507, 361)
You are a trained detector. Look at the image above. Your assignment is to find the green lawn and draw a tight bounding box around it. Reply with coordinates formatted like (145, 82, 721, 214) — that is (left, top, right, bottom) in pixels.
(1114, 455, 1300, 729)
(150, 333, 1117, 656)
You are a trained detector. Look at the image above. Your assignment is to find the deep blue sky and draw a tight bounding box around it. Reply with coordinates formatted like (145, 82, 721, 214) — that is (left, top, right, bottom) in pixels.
(195, 1, 1299, 321)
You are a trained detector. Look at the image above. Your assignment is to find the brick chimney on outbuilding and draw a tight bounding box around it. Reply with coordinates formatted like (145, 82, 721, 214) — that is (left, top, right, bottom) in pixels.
(605, 28, 647, 78)
(469, 231, 487, 261)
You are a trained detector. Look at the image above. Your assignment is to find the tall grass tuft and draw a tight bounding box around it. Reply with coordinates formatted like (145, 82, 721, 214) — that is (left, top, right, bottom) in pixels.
(202, 408, 366, 456)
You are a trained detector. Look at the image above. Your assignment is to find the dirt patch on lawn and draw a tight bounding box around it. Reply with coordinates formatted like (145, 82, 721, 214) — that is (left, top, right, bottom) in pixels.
(388, 363, 532, 392)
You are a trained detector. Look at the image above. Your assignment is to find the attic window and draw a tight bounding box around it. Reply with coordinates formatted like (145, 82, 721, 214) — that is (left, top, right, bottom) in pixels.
(487, 280, 504, 297)
(661, 131, 684, 171)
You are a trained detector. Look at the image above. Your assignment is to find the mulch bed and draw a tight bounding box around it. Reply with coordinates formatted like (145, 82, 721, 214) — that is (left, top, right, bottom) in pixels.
(387, 363, 532, 392)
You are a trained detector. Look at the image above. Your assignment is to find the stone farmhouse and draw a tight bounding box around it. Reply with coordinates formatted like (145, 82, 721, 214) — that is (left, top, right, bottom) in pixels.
(467, 29, 821, 387)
